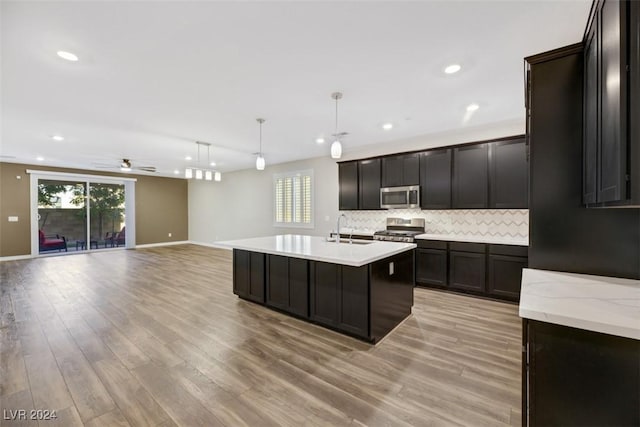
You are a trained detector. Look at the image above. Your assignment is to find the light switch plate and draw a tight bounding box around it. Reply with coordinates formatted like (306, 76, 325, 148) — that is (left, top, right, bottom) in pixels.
(8, 216, 18, 222)
(389, 262, 394, 275)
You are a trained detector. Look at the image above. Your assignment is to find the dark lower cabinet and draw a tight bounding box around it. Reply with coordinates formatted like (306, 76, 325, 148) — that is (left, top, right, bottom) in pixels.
(449, 249, 486, 293)
(266, 255, 309, 317)
(415, 248, 447, 287)
(416, 240, 526, 301)
(488, 255, 527, 301)
(523, 319, 640, 426)
(233, 249, 265, 303)
(309, 262, 369, 338)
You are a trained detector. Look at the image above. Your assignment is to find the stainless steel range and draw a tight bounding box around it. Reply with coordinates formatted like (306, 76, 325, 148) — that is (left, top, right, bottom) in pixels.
(373, 218, 425, 243)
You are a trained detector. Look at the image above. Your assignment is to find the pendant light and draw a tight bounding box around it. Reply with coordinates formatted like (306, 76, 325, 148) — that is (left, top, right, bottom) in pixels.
(185, 141, 220, 182)
(256, 118, 266, 171)
(330, 92, 344, 159)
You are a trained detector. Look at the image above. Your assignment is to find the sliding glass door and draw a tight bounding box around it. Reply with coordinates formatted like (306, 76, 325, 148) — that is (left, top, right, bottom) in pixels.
(31, 171, 135, 256)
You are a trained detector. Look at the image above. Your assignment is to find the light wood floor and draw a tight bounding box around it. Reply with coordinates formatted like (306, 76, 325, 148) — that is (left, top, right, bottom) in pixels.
(1, 245, 521, 426)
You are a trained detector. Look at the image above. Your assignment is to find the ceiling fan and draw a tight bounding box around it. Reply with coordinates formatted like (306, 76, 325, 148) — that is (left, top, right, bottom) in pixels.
(93, 159, 157, 173)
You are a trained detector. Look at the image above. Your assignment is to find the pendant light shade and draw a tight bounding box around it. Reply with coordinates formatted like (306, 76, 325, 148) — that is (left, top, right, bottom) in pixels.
(330, 92, 344, 159)
(256, 118, 266, 171)
(330, 140, 342, 159)
(185, 142, 220, 183)
(256, 155, 265, 170)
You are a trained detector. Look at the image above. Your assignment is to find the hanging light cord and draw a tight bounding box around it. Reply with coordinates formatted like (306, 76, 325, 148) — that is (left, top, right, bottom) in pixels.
(334, 96, 339, 137)
(259, 121, 263, 155)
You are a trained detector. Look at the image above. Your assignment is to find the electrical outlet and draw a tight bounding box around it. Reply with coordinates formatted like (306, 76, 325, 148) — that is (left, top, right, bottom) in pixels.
(168, 232, 172, 237)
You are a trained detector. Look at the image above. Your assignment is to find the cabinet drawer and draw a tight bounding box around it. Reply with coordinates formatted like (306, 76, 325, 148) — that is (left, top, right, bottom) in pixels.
(489, 244, 528, 257)
(449, 242, 486, 253)
(416, 240, 447, 250)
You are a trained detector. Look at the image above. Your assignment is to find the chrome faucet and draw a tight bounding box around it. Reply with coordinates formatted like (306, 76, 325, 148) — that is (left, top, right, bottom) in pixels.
(336, 213, 347, 244)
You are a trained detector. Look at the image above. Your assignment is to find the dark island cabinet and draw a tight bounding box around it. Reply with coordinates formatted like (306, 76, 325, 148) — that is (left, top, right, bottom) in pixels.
(233, 249, 265, 303)
(309, 261, 369, 338)
(381, 153, 420, 187)
(523, 319, 640, 426)
(583, 0, 640, 206)
(419, 148, 452, 209)
(487, 245, 528, 301)
(453, 144, 489, 209)
(338, 161, 359, 210)
(358, 158, 382, 210)
(266, 255, 309, 318)
(415, 240, 447, 287)
(448, 242, 486, 293)
(489, 138, 528, 208)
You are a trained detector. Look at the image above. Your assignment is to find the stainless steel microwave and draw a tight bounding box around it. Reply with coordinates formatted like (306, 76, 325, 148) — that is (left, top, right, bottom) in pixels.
(380, 185, 420, 209)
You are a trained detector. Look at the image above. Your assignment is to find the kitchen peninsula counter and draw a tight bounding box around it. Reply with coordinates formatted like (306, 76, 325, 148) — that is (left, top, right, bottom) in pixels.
(217, 234, 416, 343)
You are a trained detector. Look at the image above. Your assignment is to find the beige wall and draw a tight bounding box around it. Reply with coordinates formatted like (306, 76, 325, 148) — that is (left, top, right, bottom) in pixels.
(0, 162, 188, 257)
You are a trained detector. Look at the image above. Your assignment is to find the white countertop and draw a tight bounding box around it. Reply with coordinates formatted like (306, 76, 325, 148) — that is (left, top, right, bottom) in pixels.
(415, 233, 529, 246)
(519, 268, 640, 340)
(215, 234, 416, 267)
(329, 228, 377, 237)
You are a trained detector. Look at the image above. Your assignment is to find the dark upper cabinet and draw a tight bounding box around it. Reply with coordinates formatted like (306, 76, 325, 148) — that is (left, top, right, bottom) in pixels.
(381, 153, 420, 187)
(233, 249, 265, 304)
(583, 0, 640, 206)
(338, 161, 358, 210)
(489, 138, 528, 209)
(420, 149, 452, 209)
(358, 158, 382, 210)
(453, 144, 489, 209)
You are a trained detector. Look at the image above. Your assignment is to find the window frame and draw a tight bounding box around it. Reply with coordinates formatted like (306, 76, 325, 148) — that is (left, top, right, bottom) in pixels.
(272, 169, 314, 229)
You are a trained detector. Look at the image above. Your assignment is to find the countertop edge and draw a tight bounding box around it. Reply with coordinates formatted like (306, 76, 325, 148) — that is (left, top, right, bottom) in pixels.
(415, 234, 529, 246)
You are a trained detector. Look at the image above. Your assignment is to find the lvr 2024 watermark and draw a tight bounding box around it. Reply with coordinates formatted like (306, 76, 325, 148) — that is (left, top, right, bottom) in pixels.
(3, 409, 58, 421)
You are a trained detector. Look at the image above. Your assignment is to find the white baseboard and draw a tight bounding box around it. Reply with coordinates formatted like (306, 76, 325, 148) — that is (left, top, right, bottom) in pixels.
(188, 241, 233, 250)
(135, 240, 190, 249)
(0, 254, 33, 262)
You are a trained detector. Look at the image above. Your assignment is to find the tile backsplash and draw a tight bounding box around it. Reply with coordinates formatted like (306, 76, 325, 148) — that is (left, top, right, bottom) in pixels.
(340, 209, 529, 239)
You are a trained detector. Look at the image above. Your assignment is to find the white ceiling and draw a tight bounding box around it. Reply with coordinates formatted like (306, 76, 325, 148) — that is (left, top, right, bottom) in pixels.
(1, 1, 591, 177)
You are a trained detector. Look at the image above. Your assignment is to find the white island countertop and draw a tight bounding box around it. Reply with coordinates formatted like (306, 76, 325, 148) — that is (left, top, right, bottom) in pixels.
(215, 234, 415, 267)
(519, 268, 640, 340)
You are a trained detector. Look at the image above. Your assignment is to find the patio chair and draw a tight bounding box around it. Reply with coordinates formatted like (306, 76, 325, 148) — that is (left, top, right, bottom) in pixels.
(106, 226, 126, 247)
(39, 230, 68, 252)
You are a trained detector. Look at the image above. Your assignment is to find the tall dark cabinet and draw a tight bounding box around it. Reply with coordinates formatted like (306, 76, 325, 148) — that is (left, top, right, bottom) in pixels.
(452, 144, 489, 209)
(419, 148, 452, 209)
(583, 0, 640, 206)
(358, 158, 382, 210)
(527, 44, 640, 279)
(338, 161, 358, 210)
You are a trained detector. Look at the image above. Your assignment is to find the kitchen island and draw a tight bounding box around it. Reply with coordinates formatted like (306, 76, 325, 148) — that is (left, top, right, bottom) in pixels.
(216, 234, 416, 343)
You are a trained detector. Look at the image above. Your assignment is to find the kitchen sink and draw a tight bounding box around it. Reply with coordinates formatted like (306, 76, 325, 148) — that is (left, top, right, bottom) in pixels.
(325, 237, 374, 245)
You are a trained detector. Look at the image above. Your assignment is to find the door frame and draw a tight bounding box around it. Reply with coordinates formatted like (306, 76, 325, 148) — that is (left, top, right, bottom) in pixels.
(27, 169, 137, 256)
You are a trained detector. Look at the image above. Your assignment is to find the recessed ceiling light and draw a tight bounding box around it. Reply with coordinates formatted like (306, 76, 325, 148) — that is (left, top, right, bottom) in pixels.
(185, 155, 192, 161)
(57, 51, 78, 62)
(315, 138, 325, 144)
(444, 64, 461, 74)
(51, 135, 64, 141)
(174, 169, 180, 175)
(466, 103, 480, 112)
(382, 123, 393, 130)
(36, 156, 44, 161)
(210, 161, 216, 167)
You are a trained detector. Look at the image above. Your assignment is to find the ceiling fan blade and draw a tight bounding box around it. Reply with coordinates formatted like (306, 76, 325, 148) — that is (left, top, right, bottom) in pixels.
(135, 166, 157, 172)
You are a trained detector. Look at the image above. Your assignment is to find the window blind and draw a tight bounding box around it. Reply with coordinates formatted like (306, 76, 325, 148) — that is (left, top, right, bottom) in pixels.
(274, 170, 313, 226)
